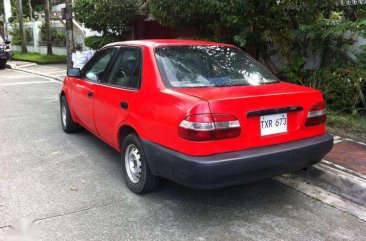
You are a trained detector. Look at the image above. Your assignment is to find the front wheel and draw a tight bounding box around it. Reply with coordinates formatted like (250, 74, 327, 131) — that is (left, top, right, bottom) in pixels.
(122, 134, 159, 194)
(60, 95, 79, 133)
(6, 52, 12, 61)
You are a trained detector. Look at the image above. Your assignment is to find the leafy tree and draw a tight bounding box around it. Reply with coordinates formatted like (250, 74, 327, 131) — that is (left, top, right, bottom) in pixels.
(0, 3, 3, 15)
(74, 0, 140, 38)
(11, 0, 43, 20)
(148, 1, 366, 70)
(147, 0, 300, 71)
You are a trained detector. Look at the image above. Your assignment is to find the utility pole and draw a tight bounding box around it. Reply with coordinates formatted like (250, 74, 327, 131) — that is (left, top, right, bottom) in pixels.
(3, 0, 12, 40)
(65, 0, 73, 68)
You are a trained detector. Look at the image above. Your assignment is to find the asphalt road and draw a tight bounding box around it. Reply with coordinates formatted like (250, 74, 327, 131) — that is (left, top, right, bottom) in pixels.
(0, 69, 365, 241)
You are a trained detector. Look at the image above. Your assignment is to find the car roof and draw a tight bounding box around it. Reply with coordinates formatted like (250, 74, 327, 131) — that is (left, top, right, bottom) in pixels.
(105, 39, 235, 48)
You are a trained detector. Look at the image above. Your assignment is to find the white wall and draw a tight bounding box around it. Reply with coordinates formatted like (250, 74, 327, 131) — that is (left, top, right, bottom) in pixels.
(12, 45, 67, 55)
(51, 3, 66, 13)
(9, 20, 87, 55)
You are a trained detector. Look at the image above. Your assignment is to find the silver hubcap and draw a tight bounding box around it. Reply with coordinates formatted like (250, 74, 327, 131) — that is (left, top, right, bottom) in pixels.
(125, 144, 142, 183)
(62, 104, 67, 127)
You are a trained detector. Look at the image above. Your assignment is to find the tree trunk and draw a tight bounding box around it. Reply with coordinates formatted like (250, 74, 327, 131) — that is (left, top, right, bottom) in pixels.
(28, 0, 33, 21)
(65, 0, 74, 68)
(16, 0, 28, 53)
(44, 0, 53, 55)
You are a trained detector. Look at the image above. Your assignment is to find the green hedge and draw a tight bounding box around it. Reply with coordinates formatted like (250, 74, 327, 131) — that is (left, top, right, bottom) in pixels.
(284, 68, 366, 114)
(84, 36, 119, 50)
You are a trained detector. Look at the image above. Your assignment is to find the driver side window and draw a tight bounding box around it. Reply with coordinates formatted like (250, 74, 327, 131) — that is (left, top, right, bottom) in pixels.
(105, 48, 142, 89)
(83, 48, 117, 82)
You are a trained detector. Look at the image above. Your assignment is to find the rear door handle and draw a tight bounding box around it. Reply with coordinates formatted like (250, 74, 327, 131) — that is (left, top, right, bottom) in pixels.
(120, 101, 128, 110)
(87, 91, 93, 98)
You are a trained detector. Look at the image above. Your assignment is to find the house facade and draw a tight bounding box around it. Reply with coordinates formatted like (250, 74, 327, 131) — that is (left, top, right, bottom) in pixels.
(3, 0, 97, 55)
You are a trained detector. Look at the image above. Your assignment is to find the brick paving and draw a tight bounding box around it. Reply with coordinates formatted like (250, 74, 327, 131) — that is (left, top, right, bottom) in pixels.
(325, 138, 366, 175)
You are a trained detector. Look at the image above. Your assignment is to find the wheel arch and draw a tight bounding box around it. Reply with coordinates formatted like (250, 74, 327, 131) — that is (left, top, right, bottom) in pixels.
(60, 90, 79, 123)
(118, 125, 139, 152)
(60, 90, 66, 100)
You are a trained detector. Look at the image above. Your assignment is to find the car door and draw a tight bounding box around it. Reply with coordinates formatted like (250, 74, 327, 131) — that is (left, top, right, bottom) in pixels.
(93, 47, 142, 147)
(71, 47, 117, 134)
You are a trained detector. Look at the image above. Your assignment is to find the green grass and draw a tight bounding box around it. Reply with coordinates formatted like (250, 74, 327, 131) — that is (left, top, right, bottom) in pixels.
(327, 112, 366, 142)
(312, 196, 322, 202)
(13, 51, 66, 64)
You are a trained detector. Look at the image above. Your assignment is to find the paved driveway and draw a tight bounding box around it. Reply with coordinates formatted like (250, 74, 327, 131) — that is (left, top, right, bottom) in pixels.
(0, 69, 365, 241)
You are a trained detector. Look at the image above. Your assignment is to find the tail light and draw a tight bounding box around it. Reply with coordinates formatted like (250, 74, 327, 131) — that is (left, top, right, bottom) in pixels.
(178, 114, 241, 141)
(305, 101, 326, 127)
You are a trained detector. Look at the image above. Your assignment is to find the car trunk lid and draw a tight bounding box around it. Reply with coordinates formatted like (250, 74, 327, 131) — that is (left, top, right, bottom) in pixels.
(174, 82, 326, 150)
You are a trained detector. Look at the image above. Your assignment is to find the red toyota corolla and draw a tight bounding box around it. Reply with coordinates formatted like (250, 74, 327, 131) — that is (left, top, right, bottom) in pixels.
(60, 40, 333, 194)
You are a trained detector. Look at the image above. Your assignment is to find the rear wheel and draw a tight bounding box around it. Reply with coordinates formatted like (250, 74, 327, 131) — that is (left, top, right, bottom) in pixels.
(60, 95, 79, 133)
(122, 134, 159, 194)
(6, 52, 12, 61)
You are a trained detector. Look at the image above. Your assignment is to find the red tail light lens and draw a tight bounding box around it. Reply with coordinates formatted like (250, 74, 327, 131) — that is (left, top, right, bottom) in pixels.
(178, 114, 241, 141)
(305, 101, 326, 127)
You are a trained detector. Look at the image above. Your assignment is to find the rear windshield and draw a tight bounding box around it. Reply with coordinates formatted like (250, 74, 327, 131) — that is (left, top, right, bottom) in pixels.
(155, 46, 279, 88)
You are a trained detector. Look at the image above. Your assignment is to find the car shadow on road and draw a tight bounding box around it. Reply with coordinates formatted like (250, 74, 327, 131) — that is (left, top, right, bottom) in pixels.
(68, 129, 298, 212)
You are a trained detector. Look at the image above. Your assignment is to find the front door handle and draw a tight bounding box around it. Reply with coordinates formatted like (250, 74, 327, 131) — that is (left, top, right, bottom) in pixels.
(120, 101, 128, 110)
(87, 91, 93, 98)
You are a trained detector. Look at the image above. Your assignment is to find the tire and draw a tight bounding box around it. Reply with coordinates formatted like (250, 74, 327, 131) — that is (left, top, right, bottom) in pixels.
(6, 52, 12, 61)
(122, 134, 159, 194)
(0, 61, 6, 69)
(60, 95, 79, 133)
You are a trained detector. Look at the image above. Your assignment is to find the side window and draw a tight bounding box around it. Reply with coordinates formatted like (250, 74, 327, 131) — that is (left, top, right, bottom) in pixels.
(83, 48, 117, 82)
(105, 48, 142, 89)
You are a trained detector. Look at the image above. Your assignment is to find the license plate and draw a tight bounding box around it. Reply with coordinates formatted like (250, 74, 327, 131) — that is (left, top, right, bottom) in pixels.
(260, 113, 287, 136)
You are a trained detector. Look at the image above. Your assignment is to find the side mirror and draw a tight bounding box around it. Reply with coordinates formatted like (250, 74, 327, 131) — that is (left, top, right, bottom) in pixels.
(5, 40, 11, 45)
(67, 68, 81, 77)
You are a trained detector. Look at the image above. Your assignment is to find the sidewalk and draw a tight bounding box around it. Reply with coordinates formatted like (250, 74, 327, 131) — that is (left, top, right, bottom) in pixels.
(291, 135, 366, 208)
(6, 60, 66, 81)
(326, 136, 366, 175)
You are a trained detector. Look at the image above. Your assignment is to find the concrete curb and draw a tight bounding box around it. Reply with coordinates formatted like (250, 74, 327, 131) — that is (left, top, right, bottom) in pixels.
(275, 175, 366, 222)
(11, 66, 64, 82)
(295, 160, 366, 207)
(5, 63, 16, 69)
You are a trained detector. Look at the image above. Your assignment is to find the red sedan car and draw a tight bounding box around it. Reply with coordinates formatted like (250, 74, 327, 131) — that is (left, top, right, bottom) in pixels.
(60, 40, 333, 194)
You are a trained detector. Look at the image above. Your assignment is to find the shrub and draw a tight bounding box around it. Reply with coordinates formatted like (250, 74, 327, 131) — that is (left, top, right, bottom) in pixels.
(9, 27, 33, 45)
(84, 36, 119, 50)
(298, 69, 366, 114)
(52, 30, 66, 46)
(25, 28, 33, 45)
(9, 28, 21, 45)
(40, 23, 66, 47)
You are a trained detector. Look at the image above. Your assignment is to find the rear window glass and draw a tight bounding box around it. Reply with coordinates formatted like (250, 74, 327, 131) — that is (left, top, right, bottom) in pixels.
(155, 46, 279, 88)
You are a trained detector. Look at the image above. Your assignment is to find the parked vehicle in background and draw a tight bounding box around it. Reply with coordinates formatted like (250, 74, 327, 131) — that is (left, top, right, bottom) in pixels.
(0, 36, 12, 69)
(0, 46, 8, 70)
(60, 40, 333, 194)
(4, 40, 13, 61)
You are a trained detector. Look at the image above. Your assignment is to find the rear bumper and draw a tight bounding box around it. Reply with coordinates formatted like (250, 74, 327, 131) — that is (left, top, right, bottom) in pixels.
(142, 134, 333, 189)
